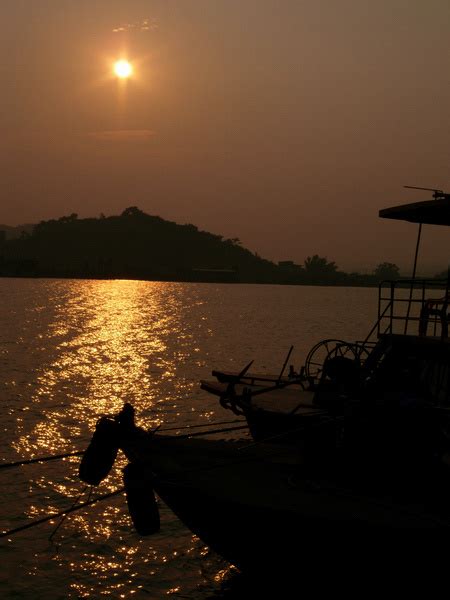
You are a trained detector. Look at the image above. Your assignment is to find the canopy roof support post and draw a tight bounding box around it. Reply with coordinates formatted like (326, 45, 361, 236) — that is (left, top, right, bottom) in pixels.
(404, 222, 423, 334)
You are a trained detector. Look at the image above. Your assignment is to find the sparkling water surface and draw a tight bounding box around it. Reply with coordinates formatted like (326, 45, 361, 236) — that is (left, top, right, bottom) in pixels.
(0, 279, 377, 598)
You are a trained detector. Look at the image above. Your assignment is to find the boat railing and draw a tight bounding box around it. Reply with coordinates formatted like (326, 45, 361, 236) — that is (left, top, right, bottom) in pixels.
(377, 278, 450, 339)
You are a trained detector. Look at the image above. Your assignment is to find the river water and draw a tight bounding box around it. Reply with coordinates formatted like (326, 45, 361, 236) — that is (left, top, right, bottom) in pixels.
(0, 279, 377, 598)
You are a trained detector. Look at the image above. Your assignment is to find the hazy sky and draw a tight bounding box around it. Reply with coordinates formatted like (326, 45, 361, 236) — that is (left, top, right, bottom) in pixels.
(1, 0, 449, 273)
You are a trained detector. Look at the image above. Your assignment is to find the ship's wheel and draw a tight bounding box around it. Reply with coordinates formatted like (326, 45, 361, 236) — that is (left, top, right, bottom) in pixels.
(304, 339, 369, 384)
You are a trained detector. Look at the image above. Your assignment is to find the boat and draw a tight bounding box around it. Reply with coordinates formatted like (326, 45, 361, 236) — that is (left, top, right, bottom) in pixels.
(80, 400, 450, 574)
(200, 189, 450, 446)
(79, 188, 450, 570)
(201, 338, 374, 446)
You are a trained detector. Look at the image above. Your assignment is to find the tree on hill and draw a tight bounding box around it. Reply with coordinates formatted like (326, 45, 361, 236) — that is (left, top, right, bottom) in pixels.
(373, 262, 400, 281)
(303, 255, 338, 282)
(58, 213, 78, 223)
(121, 206, 145, 218)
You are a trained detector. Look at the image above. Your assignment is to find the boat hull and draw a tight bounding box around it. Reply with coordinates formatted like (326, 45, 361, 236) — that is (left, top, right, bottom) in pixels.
(121, 434, 450, 570)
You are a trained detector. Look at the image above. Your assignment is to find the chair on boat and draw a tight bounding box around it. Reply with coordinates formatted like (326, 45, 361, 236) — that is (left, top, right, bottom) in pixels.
(418, 293, 450, 338)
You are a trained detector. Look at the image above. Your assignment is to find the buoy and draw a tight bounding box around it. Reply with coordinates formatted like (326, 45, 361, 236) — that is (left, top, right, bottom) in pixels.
(123, 462, 160, 535)
(79, 417, 120, 485)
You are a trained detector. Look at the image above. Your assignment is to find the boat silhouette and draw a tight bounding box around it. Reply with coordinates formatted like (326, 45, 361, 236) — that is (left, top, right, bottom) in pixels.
(79, 189, 450, 569)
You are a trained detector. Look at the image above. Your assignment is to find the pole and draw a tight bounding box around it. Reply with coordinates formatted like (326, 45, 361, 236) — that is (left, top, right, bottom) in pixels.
(404, 222, 422, 334)
(277, 346, 294, 384)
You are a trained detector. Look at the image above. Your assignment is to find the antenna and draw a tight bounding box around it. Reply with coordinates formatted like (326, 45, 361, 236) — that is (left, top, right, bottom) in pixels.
(404, 185, 449, 199)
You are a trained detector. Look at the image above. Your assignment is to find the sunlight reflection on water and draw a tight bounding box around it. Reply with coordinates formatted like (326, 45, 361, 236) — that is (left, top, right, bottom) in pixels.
(0, 278, 377, 598)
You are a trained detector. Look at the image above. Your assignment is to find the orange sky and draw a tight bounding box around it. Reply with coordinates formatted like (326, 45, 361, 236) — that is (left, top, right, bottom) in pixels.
(0, 0, 449, 273)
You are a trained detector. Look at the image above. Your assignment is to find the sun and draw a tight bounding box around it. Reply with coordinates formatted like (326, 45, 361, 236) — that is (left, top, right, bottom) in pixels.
(114, 59, 133, 79)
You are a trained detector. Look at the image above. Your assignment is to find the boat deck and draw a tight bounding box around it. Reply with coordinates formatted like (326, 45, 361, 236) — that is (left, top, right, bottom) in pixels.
(200, 380, 327, 416)
(211, 369, 303, 385)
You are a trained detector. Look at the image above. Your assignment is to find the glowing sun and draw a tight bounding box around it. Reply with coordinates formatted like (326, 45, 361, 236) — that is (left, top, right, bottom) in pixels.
(114, 59, 133, 79)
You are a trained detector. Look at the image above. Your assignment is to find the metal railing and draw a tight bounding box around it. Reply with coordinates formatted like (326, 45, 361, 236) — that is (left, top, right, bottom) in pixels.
(377, 278, 450, 339)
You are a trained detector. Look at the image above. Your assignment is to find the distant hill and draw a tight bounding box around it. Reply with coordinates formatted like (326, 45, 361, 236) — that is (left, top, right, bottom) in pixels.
(2, 207, 436, 286)
(0, 207, 277, 282)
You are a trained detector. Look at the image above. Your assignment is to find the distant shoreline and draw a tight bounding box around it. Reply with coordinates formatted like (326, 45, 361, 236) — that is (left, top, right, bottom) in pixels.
(0, 273, 384, 288)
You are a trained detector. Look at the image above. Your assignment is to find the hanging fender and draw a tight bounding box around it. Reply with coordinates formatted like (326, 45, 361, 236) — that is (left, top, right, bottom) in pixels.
(123, 462, 160, 535)
(79, 417, 120, 486)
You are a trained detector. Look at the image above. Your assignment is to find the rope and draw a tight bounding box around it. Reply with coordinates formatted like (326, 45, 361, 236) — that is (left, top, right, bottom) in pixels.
(159, 418, 244, 432)
(0, 451, 83, 470)
(1, 488, 124, 538)
(48, 485, 88, 541)
(0, 420, 247, 471)
(170, 424, 249, 440)
(0, 424, 247, 538)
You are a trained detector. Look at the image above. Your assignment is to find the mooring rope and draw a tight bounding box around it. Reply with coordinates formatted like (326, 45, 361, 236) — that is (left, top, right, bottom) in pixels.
(0, 419, 247, 471)
(0, 450, 84, 470)
(48, 485, 88, 541)
(171, 424, 249, 439)
(1, 488, 124, 538)
(158, 418, 244, 432)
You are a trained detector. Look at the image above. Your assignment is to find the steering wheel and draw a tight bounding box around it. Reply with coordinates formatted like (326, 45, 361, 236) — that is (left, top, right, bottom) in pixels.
(304, 339, 369, 385)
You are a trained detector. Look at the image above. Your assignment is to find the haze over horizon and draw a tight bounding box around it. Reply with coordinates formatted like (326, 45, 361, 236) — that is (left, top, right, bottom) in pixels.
(1, 0, 449, 274)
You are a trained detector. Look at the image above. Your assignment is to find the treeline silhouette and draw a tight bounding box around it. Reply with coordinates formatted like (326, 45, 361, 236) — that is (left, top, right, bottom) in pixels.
(0, 208, 444, 285)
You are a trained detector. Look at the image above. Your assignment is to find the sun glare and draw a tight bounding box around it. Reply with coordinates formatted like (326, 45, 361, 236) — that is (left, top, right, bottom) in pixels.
(114, 59, 133, 79)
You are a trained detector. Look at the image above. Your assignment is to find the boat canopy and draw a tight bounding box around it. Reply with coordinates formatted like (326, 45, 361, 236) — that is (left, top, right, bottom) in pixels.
(379, 197, 450, 226)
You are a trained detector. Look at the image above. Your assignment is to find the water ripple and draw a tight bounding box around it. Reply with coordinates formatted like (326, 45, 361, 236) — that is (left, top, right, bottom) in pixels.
(0, 278, 377, 598)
